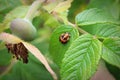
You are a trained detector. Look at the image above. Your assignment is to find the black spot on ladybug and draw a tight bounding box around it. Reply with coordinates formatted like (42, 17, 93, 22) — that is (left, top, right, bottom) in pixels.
(59, 32, 70, 44)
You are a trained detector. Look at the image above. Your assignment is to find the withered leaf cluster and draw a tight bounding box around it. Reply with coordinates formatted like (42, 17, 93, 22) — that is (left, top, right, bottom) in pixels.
(5, 42, 28, 63)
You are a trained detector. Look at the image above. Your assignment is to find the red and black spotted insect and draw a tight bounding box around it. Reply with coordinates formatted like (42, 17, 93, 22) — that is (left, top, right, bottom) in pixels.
(59, 32, 70, 44)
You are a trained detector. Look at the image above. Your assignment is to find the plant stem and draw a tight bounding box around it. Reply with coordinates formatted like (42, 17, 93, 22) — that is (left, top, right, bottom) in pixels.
(77, 26, 89, 34)
(25, 0, 46, 21)
(68, 22, 89, 34)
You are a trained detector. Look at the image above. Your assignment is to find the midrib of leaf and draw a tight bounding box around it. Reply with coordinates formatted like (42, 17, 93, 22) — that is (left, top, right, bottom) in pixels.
(103, 43, 118, 56)
(102, 45, 120, 68)
(62, 38, 91, 68)
(68, 42, 93, 79)
(78, 41, 93, 80)
(62, 39, 91, 71)
(75, 8, 119, 26)
(61, 34, 101, 80)
(98, 25, 120, 37)
(77, 21, 120, 26)
(102, 38, 120, 68)
(75, 8, 120, 38)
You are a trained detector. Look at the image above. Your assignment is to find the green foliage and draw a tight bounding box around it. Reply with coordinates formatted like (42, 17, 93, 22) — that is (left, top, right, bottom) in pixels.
(0, 0, 22, 13)
(75, 8, 119, 26)
(0, 48, 12, 66)
(75, 8, 120, 38)
(0, 0, 120, 80)
(1, 54, 53, 80)
(102, 38, 120, 68)
(42, 12, 61, 28)
(0, 40, 53, 80)
(87, 0, 120, 19)
(61, 34, 102, 80)
(68, 0, 88, 23)
(0, 0, 22, 26)
(49, 25, 79, 66)
(0, 6, 29, 33)
(4, 6, 29, 27)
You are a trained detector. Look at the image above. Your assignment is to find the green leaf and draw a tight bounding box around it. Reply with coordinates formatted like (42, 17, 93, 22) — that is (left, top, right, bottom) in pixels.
(34, 11, 61, 29)
(75, 8, 119, 26)
(44, 16, 61, 28)
(0, 53, 53, 80)
(68, 0, 87, 23)
(102, 38, 120, 68)
(0, 40, 54, 80)
(87, 0, 120, 19)
(50, 0, 73, 24)
(49, 25, 79, 66)
(51, 0, 73, 13)
(2, 6, 29, 29)
(0, 0, 21, 12)
(95, 24, 120, 38)
(61, 34, 102, 80)
(80, 24, 120, 38)
(0, 14, 4, 22)
(0, 23, 6, 32)
(43, 0, 63, 13)
(75, 8, 120, 38)
(0, 48, 12, 66)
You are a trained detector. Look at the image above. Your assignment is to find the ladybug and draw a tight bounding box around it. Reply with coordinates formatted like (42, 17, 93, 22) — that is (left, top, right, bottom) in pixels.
(59, 32, 70, 44)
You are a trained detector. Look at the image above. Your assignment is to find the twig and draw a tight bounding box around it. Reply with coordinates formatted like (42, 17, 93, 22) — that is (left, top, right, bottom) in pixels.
(25, 0, 46, 21)
(77, 26, 89, 34)
(68, 22, 89, 34)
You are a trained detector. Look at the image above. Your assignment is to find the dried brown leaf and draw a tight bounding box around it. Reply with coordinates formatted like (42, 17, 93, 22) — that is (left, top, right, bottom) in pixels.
(0, 32, 57, 80)
(22, 42, 57, 80)
(0, 32, 23, 44)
